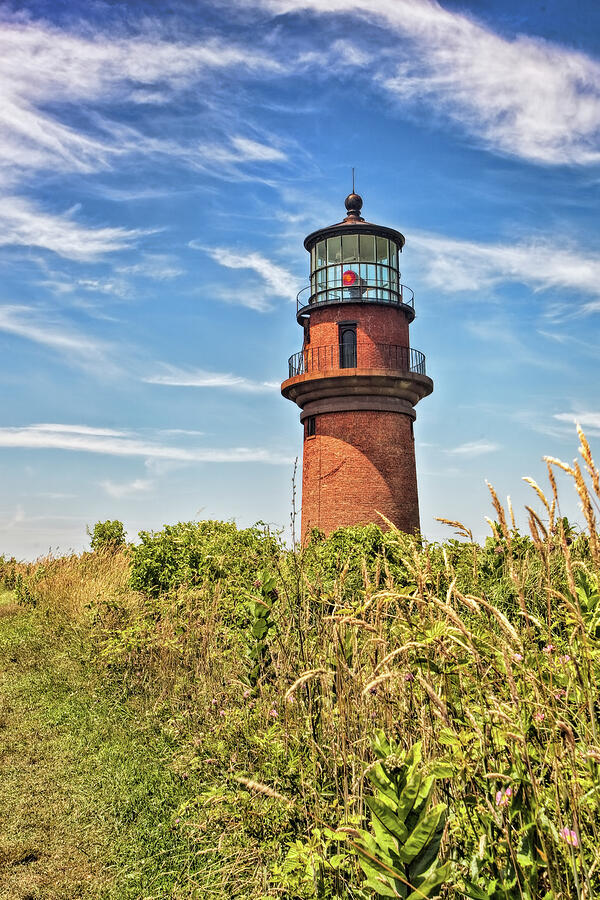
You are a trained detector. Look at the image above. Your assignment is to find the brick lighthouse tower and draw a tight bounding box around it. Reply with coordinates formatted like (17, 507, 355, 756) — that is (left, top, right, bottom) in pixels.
(281, 191, 433, 540)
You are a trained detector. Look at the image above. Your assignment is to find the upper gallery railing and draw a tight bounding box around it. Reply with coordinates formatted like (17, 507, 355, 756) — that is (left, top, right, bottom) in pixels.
(297, 263, 415, 315)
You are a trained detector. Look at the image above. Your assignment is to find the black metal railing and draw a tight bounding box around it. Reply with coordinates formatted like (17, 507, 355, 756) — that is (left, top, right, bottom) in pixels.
(296, 263, 415, 315)
(287, 343, 427, 378)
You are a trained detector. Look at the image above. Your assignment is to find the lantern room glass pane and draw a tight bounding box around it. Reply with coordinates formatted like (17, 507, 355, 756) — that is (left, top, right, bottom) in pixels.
(376, 237, 389, 265)
(390, 242, 398, 271)
(359, 234, 375, 261)
(342, 233, 359, 262)
(316, 240, 326, 269)
(327, 236, 342, 264)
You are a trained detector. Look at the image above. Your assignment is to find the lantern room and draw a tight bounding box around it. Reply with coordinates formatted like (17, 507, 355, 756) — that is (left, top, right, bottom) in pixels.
(296, 192, 415, 324)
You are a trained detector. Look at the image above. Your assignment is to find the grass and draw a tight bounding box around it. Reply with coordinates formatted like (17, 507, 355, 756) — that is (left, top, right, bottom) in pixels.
(2, 429, 600, 898)
(0, 592, 270, 899)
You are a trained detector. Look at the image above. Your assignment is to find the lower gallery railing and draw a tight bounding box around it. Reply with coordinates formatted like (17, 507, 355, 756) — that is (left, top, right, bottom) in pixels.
(287, 343, 426, 378)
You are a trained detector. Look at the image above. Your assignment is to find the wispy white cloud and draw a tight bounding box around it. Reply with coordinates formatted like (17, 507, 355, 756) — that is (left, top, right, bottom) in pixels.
(39, 275, 132, 299)
(0, 305, 120, 374)
(0, 196, 144, 261)
(297, 38, 371, 69)
(554, 412, 600, 436)
(447, 440, 499, 457)
(0, 423, 292, 465)
(259, 0, 600, 165)
(117, 254, 184, 280)
(0, 19, 287, 259)
(31, 424, 131, 437)
(410, 230, 600, 307)
(229, 136, 287, 162)
(195, 245, 300, 302)
(100, 478, 154, 499)
(145, 366, 279, 391)
(0, 20, 281, 183)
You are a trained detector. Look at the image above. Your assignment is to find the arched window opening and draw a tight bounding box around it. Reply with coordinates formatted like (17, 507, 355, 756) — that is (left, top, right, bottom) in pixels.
(339, 324, 357, 368)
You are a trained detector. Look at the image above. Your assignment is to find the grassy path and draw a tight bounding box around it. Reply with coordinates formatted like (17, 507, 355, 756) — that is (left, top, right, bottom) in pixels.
(0, 593, 249, 900)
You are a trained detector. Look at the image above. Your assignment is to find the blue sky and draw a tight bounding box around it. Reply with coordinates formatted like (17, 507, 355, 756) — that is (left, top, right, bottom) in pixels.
(1, 0, 600, 558)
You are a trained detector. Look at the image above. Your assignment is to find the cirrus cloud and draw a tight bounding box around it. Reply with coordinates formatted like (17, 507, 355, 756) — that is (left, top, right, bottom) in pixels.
(258, 0, 600, 165)
(0, 423, 293, 465)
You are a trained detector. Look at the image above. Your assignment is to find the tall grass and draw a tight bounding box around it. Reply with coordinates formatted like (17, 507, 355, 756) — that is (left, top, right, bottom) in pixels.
(2, 430, 600, 898)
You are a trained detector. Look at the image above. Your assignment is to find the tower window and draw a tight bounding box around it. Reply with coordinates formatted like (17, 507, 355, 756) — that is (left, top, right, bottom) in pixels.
(339, 323, 357, 368)
(306, 416, 316, 438)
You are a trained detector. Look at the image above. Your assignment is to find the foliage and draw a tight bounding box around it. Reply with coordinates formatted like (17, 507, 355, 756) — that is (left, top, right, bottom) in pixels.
(129, 519, 280, 599)
(3, 430, 600, 898)
(88, 518, 127, 553)
(245, 568, 279, 688)
(353, 735, 450, 899)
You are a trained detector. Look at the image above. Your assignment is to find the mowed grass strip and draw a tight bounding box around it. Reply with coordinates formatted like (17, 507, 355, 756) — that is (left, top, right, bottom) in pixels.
(0, 595, 252, 900)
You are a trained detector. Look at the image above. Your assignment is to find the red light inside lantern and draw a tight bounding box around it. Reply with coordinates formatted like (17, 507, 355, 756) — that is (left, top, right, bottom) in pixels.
(342, 269, 357, 286)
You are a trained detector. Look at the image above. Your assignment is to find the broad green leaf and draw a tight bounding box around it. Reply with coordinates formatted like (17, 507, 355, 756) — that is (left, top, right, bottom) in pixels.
(371, 811, 403, 856)
(353, 841, 409, 885)
(356, 831, 386, 859)
(367, 797, 409, 843)
(369, 764, 401, 804)
(405, 775, 435, 833)
(438, 728, 460, 748)
(428, 760, 454, 778)
(251, 619, 267, 639)
(404, 742, 423, 770)
(373, 729, 394, 759)
(406, 861, 451, 900)
(396, 770, 424, 824)
(362, 874, 404, 898)
(399, 804, 445, 865)
(407, 809, 446, 880)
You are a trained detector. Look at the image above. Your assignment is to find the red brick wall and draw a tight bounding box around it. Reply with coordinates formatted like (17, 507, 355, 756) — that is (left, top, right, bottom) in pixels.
(307, 304, 409, 350)
(301, 410, 420, 539)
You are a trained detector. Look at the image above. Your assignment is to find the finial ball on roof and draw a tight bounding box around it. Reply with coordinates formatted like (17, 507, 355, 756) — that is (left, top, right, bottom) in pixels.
(344, 192, 363, 215)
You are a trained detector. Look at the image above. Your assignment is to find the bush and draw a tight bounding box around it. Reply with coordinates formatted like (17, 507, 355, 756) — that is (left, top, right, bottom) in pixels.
(129, 520, 280, 599)
(88, 520, 127, 553)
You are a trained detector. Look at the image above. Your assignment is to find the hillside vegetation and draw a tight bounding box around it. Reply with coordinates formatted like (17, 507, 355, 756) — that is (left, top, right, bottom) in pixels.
(1, 430, 600, 899)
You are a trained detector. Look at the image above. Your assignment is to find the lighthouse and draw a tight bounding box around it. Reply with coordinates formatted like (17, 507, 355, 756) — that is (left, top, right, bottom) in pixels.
(281, 191, 433, 540)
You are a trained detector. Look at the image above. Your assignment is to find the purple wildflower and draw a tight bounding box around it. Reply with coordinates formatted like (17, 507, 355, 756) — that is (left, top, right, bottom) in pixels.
(560, 826, 578, 848)
(495, 786, 512, 808)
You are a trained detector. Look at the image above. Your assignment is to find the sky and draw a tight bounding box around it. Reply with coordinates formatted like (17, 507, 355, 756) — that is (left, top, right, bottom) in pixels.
(1, 0, 600, 558)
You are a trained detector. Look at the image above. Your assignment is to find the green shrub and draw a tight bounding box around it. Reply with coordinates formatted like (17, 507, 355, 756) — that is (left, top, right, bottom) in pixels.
(88, 520, 127, 553)
(129, 520, 280, 599)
